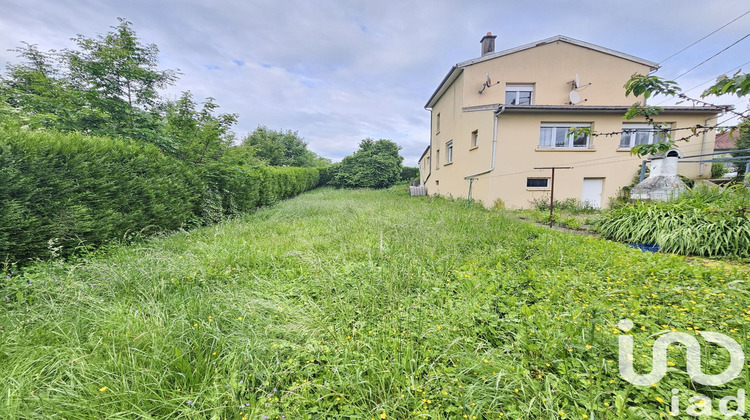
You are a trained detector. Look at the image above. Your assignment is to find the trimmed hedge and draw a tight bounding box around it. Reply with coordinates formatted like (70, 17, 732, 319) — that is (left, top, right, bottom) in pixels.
(0, 128, 319, 264)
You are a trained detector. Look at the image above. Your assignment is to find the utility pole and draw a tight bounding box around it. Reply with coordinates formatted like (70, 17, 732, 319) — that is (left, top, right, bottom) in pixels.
(534, 167, 573, 227)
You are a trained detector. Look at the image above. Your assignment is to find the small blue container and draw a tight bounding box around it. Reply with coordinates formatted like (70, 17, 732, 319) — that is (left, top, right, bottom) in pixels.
(628, 243, 660, 253)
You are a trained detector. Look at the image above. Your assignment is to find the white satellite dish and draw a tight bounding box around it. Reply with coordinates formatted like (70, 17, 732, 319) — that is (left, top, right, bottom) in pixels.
(569, 90, 581, 105)
(574, 73, 580, 89)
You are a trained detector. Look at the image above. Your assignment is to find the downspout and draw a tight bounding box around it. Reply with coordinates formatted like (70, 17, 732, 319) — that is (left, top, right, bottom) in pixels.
(464, 105, 505, 179)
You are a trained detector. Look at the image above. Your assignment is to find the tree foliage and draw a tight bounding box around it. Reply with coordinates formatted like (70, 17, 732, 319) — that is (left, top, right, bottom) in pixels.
(242, 125, 329, 167)
(623, 71, 750, 158)
(330, 138, 404, 189)
(162, 91, 238, 164)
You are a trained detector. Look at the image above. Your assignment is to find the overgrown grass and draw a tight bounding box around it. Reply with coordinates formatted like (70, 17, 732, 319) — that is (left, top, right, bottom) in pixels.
(1, 188, 748, 419)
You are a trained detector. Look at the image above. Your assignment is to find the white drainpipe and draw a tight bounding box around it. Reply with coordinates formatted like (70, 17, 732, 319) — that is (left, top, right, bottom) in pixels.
(698, 117, 712, 177)
(464, 105, 505, 179)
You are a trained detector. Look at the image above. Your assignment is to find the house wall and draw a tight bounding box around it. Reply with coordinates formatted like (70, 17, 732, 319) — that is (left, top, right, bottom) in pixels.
(462, 41, 653, 108)
(420, 39, 720, 209)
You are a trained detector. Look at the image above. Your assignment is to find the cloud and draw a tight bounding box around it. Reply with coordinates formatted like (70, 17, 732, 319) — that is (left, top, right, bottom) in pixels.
(1, 0, 749, 165)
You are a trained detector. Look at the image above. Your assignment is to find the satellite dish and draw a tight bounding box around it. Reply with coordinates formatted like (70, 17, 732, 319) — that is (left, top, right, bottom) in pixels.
(574, 73, 580, 89)
(569, 90, 581, 105)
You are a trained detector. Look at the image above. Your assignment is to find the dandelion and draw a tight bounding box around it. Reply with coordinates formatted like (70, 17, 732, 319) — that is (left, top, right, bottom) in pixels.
(98, 387, 107, 392)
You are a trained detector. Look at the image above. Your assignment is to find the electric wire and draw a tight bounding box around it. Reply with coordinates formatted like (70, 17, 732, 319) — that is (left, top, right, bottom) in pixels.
(672, 34, 750, 81)
(658, 10, 750, 64)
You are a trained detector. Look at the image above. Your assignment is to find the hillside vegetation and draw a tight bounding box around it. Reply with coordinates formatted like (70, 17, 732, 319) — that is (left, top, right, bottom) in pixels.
(1, 188, 747, 419)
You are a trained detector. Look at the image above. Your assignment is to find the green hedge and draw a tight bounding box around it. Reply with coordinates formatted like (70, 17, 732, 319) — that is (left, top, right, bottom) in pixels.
(0, 128, 319, 264)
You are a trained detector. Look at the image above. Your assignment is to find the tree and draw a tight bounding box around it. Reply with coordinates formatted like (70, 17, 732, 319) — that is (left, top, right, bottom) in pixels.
(64, 18, 178, 140)
(162, 91, 238, 164)
(242, 126, 328, 167)
(733, 122, 750, 176)
(0, 18, 178, 143)
(330, 138, 404, 189)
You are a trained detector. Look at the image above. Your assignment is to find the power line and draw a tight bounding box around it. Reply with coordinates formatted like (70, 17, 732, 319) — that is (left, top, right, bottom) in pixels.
(659, 10, 750, 64)
(655, 60, 750, 106)
(673, 33, 750, 80)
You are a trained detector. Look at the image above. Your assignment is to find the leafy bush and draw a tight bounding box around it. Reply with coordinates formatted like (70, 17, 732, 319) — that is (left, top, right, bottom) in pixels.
(330, 138, 403, 189)
(530, 197, 598, 214)
(597, 185, 750, 258)
(711, 161, 726, 178)
(400, 166, 419, 182)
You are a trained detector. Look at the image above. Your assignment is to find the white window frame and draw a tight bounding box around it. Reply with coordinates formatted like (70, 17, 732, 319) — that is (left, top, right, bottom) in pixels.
(526, 178, 550, 189)
(619, 123, 671, 149)
(538, 123, 591, 149)
(471, 130, 478, 148)
(446, 140, 453, 163)
(505, 84, 534, 105)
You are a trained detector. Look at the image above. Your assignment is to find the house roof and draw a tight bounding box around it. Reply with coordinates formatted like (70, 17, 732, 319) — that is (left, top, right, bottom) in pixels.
(419, 145, 430, 161)
(425, 35, 660, 109)
(714, 132, 736, 150)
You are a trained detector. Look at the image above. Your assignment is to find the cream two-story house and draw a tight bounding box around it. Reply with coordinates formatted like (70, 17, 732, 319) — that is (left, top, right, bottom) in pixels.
(419, 34, 722, 208)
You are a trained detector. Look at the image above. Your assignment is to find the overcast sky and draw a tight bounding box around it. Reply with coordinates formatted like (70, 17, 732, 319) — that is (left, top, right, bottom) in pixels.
(1, 0, 749, 165)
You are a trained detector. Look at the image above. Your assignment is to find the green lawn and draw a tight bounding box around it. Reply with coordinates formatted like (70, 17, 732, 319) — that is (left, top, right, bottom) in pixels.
(1, 187, 748, 419)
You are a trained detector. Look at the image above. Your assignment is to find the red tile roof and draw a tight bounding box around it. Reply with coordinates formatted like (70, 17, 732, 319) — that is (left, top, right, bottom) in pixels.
(714, 132, 736, 151)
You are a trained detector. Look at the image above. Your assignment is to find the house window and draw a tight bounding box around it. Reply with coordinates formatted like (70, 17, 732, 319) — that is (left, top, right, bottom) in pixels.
(527, 178, 549, 189)
(471, 130, 478, 148)
(539, 123, 591, 149)
(435, 150, 440, 169)
(619, 123, 671, 149)
(446, 141, 453, 163)
(436, 113, 441, 134)
(505, 84, 534, 105)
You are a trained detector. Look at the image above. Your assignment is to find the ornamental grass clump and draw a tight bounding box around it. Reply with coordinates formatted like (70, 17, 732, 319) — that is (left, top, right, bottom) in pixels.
(597, 184, 750, 258)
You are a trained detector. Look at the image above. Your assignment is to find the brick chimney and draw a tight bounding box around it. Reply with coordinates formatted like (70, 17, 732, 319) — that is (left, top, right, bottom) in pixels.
(480, 32, 497, 56)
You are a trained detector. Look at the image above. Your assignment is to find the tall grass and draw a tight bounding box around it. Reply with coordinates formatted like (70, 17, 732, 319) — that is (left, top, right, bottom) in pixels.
(0, 188, 747, 419)
(597, 184, 750, 258)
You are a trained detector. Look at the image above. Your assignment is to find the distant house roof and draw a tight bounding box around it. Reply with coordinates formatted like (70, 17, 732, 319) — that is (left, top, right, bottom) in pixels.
(714, 132, 736, 151)
(425, 35, 660, 109)
(419, 145, 430, 161)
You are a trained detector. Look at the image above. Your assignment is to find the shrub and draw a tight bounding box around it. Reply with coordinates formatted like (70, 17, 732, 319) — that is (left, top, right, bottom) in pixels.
(711, 162, 726, 178)
(400, 166, 419, 182)
(0, 128, 203, 263)
(597, 185, 750, 258)
(0, 128, 320, 265)
(330, 138, 403, 189)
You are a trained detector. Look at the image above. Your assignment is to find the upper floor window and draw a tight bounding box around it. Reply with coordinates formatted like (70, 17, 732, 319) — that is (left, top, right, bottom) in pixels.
(505, 84, 534, 105)
(539, 123, 591, 149)
(446, 141, 453, 163)
(619, 123, 670, 149)
(471, 130, 478, 148)
(436, 113, 441, 133)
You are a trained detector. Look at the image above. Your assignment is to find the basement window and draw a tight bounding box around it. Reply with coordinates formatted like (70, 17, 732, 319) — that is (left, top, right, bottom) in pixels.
(526, 178, 550, 189)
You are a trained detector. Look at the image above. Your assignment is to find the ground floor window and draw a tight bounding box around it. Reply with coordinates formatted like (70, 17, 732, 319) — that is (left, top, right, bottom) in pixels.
(539, 123, 591, 149)
(526, 178, 549, 189)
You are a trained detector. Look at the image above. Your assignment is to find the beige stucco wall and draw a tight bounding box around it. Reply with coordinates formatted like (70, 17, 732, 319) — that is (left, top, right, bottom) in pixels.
(461, 41, 653, 108)
(420, 39, 719, 209)
(422, 108, 717, 208)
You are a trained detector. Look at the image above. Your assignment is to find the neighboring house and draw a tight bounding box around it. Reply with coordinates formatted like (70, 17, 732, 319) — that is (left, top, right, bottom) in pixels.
(713, 131, 738, 176)
(419, 33, 722, 208)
